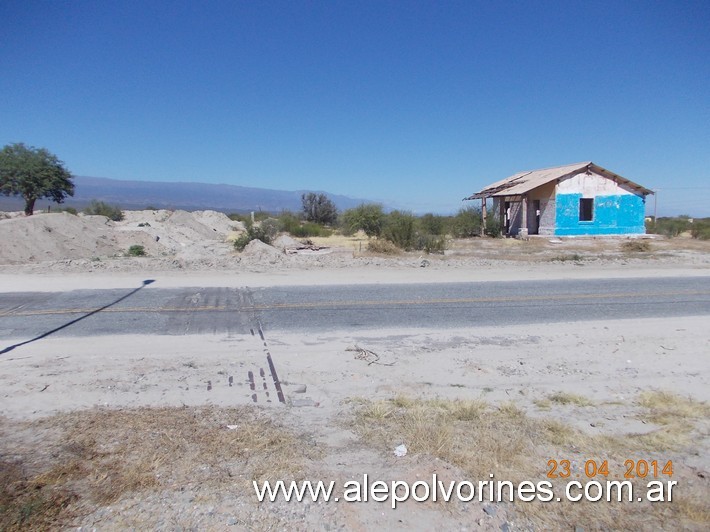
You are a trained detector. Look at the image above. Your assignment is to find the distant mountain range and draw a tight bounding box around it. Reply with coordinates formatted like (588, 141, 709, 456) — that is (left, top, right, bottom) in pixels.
(0, 176, 380, 214)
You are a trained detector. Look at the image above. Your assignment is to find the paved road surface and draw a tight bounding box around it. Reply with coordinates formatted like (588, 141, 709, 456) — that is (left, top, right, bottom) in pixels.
(1, 277, 709, 346)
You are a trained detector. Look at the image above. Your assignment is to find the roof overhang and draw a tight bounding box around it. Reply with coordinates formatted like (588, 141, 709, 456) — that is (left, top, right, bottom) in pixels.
(464, 162, 654, 201)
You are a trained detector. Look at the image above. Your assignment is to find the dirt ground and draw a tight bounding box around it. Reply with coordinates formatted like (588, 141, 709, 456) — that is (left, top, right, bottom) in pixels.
(1, 210, 709, 530)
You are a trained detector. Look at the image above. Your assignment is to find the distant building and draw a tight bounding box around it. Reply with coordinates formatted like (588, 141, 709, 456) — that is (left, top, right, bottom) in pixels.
(465, 162, 653, 237)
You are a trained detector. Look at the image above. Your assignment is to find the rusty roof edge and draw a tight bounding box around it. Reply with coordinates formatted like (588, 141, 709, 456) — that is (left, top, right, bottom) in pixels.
(465, 162, 654, 200)
(463, 171, 533, 200)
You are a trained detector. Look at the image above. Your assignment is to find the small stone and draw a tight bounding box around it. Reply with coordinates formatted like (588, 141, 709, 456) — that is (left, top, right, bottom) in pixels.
(500, 524, 511, 532)
(293, 384, 307, 393)
(483, 504, 497, 517)
(291, 398, 317, 407)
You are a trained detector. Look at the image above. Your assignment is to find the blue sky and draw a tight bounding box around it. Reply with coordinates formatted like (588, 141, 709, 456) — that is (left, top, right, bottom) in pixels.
(1, 1, 708, 215)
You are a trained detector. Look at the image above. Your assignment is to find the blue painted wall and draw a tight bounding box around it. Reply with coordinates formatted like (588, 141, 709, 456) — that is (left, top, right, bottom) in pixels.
(555, 193, 646, 235)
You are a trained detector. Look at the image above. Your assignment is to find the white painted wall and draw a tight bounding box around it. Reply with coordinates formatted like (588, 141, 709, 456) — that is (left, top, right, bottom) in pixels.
(556, 171, 635, 197)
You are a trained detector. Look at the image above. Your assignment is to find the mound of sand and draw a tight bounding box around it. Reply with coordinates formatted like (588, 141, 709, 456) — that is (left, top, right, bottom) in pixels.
(272, 234, 302, 250)
(0, 210, 243, 265)
(240, 239, 284, 264)
(0, 213, 118, 264)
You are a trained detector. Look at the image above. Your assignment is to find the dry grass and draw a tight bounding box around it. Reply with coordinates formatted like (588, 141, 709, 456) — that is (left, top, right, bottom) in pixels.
(621, 240, 652, 252)
(352, 394, 710, 530)
(637, 390, 710, 425)
(548, 253, 586, 262)
(367, 238, 401, 254)
(0, 406, 315, 530)
(547, 391, 594, 407)
(354, 397, 577, 480)
(309, 230, 368, 251)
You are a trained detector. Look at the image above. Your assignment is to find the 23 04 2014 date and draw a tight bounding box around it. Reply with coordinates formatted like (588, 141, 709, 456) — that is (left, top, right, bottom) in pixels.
(547, 459, 673, 479)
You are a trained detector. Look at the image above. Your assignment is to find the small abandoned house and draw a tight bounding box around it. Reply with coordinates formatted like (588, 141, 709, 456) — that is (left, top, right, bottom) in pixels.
(465, 162, 653, 237)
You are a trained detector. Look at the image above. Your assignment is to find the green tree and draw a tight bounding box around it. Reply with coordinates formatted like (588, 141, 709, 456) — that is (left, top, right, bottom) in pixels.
(0, 143, 74, 215)
(451, 206, 482, 238)
(340, 203, 386, 237)
(418, 213, 447, 235)
(301, 192, 338, 225)
(383, 210, 417, 250)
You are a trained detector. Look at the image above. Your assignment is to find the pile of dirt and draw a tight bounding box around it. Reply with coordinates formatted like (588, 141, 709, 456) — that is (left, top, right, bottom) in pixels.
(240, 239, 284, 264)
(0, 210, 243, 265)
(272, 234, 302, 251)
(0, 213, 119, 264)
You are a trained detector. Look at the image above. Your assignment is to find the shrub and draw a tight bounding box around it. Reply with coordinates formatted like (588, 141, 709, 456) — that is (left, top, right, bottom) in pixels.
(418, 213, 447, 236)
(340, 203, 385, 237)
(259, 218, 280, 241)
(55, 206, 78, 215)
(275, 211, 333, 237)
(621, 240, 651, 252)
(84, 200, 124, 221)
(484, 215, 503, 237)
(127, 245, 146, 257)
(648, 216, 691, 237)
(415, 233, 447, 254)
(690, 219, 710, 240)
(450, 206, 482, 238)
(383, 210, 417, 250)
(277, 211, 302, 233)
(367, 238, 400, 254)
(295, 222, 333, 238)
(233, 224, 274, 251)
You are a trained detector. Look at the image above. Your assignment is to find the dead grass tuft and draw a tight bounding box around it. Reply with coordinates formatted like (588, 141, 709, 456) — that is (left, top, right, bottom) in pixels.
(367, 238, 400, 254)
(353, 397, 576, 480)
(547, 391, 593, 407)
(621, 239, 652, 252)
(0, 406, 315, 530)
(351, 395, 710, 530)
(549, 253, 586, 262)
(637, 390, 710, 425)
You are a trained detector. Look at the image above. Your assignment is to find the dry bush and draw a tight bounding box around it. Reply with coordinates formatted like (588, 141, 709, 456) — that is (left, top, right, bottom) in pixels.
(351, 394, 710, 530)
(0, 406, 315, 530)
(621, 240, 652, 252)
(367, 238, 400, 254)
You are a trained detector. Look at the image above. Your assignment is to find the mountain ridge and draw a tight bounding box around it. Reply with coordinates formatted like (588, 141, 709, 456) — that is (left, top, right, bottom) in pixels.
(0, 175, 381, 214)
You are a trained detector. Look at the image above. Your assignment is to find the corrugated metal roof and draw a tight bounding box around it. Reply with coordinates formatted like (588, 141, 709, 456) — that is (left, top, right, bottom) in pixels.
(464, 162, 653, 200)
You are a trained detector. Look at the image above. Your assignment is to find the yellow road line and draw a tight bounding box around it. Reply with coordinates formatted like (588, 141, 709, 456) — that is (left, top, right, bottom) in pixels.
(1, 290, 709, 317)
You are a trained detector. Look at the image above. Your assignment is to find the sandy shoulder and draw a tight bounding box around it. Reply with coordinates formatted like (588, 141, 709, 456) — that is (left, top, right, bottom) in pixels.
(2, 315, 707, 421)
(1, 261, 710, 292)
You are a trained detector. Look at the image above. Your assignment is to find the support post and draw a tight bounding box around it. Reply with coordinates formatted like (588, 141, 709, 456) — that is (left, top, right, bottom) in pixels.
(481, 198, 487, 236)
(499, 199, 506, 236)
(519, 195, 529, 239)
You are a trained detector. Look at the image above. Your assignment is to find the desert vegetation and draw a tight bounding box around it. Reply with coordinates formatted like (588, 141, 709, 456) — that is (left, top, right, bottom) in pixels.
(0, 407, 314, 530)
(231, 195, 510, 254)
(647, 216, 710, 240)
(352, 393, 710, 530)
(84, 200, 124, 222)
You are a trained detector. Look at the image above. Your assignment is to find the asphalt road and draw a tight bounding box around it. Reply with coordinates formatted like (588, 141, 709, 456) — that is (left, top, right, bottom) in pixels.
(1, 277, 709, 347)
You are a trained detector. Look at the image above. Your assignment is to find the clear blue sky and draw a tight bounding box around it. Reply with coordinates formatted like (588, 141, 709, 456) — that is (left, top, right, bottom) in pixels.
(1, 0, 708, 215)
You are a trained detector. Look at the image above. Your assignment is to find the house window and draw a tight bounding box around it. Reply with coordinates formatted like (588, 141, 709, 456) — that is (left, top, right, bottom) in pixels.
(579, 198, 594, 222)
